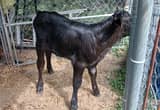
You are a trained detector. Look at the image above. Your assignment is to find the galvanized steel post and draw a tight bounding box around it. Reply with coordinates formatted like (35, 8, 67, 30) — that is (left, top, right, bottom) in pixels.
(124, 0, 153, 110)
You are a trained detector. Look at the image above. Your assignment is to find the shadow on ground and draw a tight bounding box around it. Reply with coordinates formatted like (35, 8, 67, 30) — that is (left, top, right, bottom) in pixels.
(0, 50, 126, 110)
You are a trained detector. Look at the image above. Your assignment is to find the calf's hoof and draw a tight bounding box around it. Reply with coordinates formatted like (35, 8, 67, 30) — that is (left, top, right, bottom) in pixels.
(71, 99, 78, 110)
(70, 104, 78, 110)
(48, 69, 54, 74)
(36, 82, 43, 93)
(93, 89, 100, 97)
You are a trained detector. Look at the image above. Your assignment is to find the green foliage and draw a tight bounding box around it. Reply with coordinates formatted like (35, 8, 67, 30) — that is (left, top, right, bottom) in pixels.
(109, 66, 126, 110)
(115, 98, 123, 110)
(109, 37, 129, 110)
(111, 37, 128, 110)
(0, 0, 15, 13)
(109, 66, 126, 96)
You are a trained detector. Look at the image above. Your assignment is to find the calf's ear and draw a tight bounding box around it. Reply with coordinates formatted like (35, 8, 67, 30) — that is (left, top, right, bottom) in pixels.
(113, 13, 121, 25)
(112, 9, 121, 20)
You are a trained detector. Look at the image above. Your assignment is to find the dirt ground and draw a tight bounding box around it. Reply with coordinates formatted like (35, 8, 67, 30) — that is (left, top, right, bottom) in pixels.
(0, 50, 126, 110)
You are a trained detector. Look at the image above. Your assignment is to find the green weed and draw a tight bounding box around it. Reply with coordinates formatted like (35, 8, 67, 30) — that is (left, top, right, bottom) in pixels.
(109, 66, 126, 110)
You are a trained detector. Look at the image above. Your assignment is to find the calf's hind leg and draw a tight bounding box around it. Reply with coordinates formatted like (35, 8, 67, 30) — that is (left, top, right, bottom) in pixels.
(46, 51, 54, 74)
(36, 48, 45, 93)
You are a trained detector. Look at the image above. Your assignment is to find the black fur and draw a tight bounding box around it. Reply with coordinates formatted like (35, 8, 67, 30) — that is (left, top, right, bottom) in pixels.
(33, 10, 130, 110)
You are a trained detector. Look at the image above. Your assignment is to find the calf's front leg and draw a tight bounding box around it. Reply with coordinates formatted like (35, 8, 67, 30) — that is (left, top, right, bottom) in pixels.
(88, 66, 100, 96)
(71, 64, 84, 110)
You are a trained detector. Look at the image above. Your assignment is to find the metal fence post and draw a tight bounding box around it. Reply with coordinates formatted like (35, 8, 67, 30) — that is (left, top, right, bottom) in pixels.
(124, 0, 153, 110)
(16, 25, 21, 46)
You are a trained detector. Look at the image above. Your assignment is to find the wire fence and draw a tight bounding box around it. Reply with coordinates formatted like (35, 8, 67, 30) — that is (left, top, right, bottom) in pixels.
(2, 0, 160, 109)
(15, 0, 127, 22)
(138, 0, 160, 109)
(151, 1, 160, 109)
(154, 44, 160, 100)
(4, 0, 160, 109)
(12, 0, 130, 49)
(0, 0, 130, 66)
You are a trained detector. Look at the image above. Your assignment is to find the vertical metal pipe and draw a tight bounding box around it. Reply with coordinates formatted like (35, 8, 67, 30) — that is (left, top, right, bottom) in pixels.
(124, 0, 138, 109)
(34, 0, 37, 13)
(32, 16, 36, 47)
(0, 6, 9, 64)
(0, 30, 9, 64)
(6, 12, 19, 65)
(16, 25, 21, 46)
(15, 0, 19, 21)
(124, 0, 133, 13)
(0, 7, 15, 65)
(128, 0, 133, 13)
(32, 26, 36, 47)
(23, 0, 26, 21)
(124, 0, 153, 110)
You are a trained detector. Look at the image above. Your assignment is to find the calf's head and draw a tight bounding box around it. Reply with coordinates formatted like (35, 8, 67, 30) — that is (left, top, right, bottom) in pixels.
(112, 10, 131, 37)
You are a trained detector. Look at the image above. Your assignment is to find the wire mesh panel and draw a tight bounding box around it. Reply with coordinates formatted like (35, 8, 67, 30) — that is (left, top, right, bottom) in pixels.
(15, 0, 128, 23)
(0, 0, 131, 66)
(13, 0, 130, 48)
(37, 0, 125, 14)
(138, 0, 160, 109)
(149, 2, 160, 110)
(150, 40, 160, 110)
(154, 44, 160, 99)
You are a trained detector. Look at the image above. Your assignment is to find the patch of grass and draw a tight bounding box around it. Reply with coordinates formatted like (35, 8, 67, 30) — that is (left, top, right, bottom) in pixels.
(112, 37, 129, 57)
(115, 98, 123, 110)
(109, 66, 126, 96)
(109, 66, 126, 110)
(109, 37, 128, 110)
(112, 48, 126, 57)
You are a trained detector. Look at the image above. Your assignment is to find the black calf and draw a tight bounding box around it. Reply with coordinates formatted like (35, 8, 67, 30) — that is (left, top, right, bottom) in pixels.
(33, 10, 130, 110)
